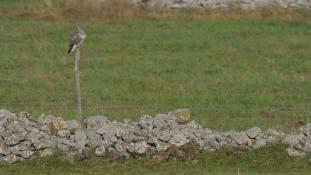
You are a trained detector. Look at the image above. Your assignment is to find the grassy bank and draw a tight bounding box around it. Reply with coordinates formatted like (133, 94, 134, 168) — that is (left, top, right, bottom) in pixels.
(1, 145, 311, 175)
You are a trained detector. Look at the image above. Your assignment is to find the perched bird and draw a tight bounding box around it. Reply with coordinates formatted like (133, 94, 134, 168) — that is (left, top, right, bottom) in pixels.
(68, 26, 86, 54)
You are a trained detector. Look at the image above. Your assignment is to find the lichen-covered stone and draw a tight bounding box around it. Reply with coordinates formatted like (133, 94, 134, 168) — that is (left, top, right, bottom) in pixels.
(168, 108, 190, 123)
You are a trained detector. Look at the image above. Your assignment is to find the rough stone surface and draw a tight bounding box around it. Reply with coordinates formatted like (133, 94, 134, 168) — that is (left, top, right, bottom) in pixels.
(95, 146, 106, 157)
(168, 108, 191, 123)
(38, 148, 54, 157)
(0, 109, 310, 164)
(64, 120, 82, 133)
(246, 127, 262, 139)
(126, 0, 311, 10)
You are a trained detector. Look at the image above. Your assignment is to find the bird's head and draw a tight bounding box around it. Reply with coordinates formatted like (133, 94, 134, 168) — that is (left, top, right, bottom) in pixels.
(76, 25, 82, 31)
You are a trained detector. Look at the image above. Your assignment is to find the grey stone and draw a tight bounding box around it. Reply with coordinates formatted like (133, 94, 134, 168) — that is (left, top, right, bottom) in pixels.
(282, 134, 305, 146)
(0, 109, 16, 120)
(126, 143, 135, 153)
(38, 148, 54, 157)
(126, 0, 311, 11)
(157, 129, 172, 142)
(139, 115, 154, 130)
(95, 146, 106, 157)
(169, 133, 189, 147)
(266, 129, 285, 144)
(96, 125, 109, 135)
(57, 143, 70, 152)
(246, 127, 262, 139)
(134, 141, 149, 154)
(102, 131, 118, 144)
(74, 129, 87, 150)
(35, 139, 54, 150)
(85, 115, 108, 130)
(57, 130, 71, 138)
(155, 141, 169, 152)
(3, 154, 22, 164)
(153, 114, 177, 129)
(115, 141, 126, 153)
(0, 140, 10, 155)
(303, 135, 311, 152)
(38, 115, 66, 134)
(199, 128, 214, 139)
(299, 123, 311, 135)
(58, 138, 76, 147)
(287, 147, 306, 157)
(252, 139, 267, 149)
(64, 120, 82, 133)
(15, 150, 34, 159)
(11, 141, 32, 152)
(4, 133, 26, 146)
(86, 129, 102, 147)
(227, 131, 250, 145)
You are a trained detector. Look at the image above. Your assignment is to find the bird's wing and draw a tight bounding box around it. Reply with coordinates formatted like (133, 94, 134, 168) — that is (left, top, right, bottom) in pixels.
(69, 31, 81, 47)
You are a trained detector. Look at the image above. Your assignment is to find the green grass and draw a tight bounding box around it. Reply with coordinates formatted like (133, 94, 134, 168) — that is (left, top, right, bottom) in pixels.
(1, 145, 311, 175)
(1, 16, 311, 131)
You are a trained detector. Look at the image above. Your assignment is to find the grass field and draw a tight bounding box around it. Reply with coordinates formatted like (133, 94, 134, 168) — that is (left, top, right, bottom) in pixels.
(1, 145, 311, 175)
(0, 0, 311, 174)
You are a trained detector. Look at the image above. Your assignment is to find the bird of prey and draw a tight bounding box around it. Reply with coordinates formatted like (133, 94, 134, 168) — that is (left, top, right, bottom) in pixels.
(67, 26, 86, 54)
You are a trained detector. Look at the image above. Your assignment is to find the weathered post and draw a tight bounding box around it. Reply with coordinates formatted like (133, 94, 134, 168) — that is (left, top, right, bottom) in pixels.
(75, 49, 82, 124)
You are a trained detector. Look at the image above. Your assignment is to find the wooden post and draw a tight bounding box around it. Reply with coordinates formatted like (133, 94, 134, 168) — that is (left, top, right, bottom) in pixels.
(75, 49, 83, 125)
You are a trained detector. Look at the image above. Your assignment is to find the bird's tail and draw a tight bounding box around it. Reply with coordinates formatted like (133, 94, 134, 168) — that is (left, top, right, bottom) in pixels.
(67, 44, 76, 54)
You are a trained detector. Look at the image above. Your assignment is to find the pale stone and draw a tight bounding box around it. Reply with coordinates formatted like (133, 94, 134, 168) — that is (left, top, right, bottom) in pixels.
(38, 148, 54, 157)
(95, 146, 106, 157)
(64, 120, 82, 133)
(0, 141, 10, 155)
(169, 133, 189, 147)
(246, 127, 262, 139)
(74, 129, 87, 150)
(3, 154, 22, 164)
(287, 148, 306, 157)
(57, 130, 71, 138)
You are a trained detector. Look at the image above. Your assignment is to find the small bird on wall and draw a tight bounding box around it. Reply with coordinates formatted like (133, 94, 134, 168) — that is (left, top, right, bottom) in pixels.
(68, 26, 86, 54)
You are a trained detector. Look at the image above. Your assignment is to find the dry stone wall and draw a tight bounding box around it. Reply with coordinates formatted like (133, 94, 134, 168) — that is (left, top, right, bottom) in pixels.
(0, 108, 310, 164)
(126, 0, 311, 10)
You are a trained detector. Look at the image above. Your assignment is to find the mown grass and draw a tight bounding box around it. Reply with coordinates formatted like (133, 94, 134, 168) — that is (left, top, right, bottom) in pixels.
(1, 15, 311, 131)
(1, 145, 311, 175)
